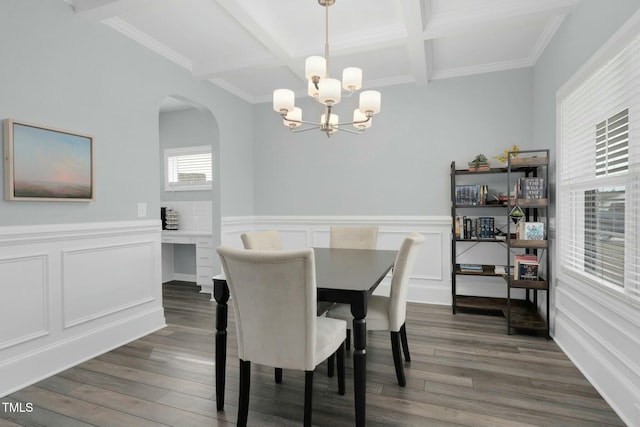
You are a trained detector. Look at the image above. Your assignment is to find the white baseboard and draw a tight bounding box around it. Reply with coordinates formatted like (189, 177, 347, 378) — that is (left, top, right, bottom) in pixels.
(0, 307, 165, 398)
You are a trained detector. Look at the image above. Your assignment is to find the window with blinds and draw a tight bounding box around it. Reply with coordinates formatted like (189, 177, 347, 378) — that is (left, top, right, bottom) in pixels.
(558, 29, 639, 297)
(164, 145, 212, 191)
(596, 109, 629, 176)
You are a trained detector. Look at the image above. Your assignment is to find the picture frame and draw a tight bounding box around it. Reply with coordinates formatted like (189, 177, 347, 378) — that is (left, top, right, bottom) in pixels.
(520, 221, 545, 240)
(4, 119, 95, 201)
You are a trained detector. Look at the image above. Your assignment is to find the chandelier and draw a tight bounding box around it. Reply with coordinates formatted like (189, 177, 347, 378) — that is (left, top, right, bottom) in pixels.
(272, 0, 381, 137)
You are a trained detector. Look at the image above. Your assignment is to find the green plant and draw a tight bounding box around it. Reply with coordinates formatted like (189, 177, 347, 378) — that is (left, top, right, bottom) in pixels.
(470, 154, 488, 168)
(509, 205, 524, 224)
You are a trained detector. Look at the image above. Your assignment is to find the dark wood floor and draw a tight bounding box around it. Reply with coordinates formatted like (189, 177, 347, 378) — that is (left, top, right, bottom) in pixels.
(0, 281, 625, 427)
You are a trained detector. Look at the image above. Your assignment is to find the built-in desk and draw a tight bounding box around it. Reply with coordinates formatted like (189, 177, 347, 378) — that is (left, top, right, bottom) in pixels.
(162, 231, 214, 293)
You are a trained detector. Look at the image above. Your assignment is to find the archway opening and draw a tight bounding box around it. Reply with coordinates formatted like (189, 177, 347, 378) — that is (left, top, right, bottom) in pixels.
(158, 95, 221, 296)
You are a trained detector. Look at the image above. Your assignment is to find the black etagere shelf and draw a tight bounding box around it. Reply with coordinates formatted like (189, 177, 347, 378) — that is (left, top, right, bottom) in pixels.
(450, 150, 551, 338)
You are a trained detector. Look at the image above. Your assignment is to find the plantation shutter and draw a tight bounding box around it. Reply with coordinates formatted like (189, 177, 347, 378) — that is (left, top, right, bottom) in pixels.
(558, 34, 640, 296)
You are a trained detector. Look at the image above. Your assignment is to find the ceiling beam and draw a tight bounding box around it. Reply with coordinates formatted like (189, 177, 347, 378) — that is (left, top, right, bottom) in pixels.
(400, 0, 429, 86)
(424, 0, 580, 40)
(71, 0, 158, 22)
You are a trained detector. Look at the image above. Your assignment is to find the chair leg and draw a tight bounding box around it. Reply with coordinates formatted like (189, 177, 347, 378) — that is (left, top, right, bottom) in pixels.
(327, 353, 334, 377)
(275, 367, 283, 384)
(337, 341, 345, 395)
(238, 359, 251, 427)
(304, 370, 314, 427)
(390, 331, 406, 387)
(400, 323, 411, 362)
(345, 328, 351, 350)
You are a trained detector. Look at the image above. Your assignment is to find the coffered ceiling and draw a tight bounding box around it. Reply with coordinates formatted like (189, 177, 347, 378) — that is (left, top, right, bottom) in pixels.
(67, 0, 580, 104)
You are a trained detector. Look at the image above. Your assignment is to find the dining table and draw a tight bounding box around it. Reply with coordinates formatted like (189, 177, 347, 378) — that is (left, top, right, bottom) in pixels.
(213, 246, 398, 427)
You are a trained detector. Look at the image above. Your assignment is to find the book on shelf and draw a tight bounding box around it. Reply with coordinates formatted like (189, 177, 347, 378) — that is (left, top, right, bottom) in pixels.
(516, 260, 539, 280)
(455, 184, 489, 206)
(494, 265, 508, 275)
(478, 217, 495, 239)
(459, 264, 484, 273)
(455, 216, 495, 239)
(519, 221, 545, 240)
(513, 254, 537, 279)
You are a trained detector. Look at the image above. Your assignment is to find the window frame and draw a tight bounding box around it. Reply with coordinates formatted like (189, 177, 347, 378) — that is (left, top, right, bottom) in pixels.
(164, 145, 213, 192)
(556, 16, 640, 299)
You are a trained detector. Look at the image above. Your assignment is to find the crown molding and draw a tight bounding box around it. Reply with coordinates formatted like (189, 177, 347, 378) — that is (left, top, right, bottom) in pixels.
(104, 17, 193, 71)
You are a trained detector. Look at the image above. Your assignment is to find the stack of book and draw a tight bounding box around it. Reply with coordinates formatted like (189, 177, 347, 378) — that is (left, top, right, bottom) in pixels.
(455, 184, 489, 205)
(514, 254, 539, 280)
(459, 264, 484, 273)
(455, 216, 495, 239)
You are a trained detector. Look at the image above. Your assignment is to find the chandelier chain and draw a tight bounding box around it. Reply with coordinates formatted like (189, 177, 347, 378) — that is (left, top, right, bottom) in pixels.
(325, 1, 330, 77)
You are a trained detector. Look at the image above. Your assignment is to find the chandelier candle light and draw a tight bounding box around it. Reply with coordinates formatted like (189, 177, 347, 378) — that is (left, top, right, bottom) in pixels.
(272, 0, 381, 137)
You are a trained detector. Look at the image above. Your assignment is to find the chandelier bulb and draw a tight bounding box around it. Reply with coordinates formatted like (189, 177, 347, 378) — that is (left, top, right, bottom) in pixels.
(305, 56, 327, 81)
(342, 67, 362, 91)
(283, 107, 303, 129)
(273, 89, 295, 114)
(318, 78, 341, 105)
(358, 90, 381, 115)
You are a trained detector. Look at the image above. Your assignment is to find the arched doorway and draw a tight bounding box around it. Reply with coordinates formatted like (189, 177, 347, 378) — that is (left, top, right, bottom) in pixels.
(158, 95, 221, 295)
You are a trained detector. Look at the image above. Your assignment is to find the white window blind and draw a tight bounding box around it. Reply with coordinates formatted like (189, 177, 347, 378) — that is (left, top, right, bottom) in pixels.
(164, 145, 212, 191)
(596, 109, 629, 176)
(559, 33, 640, 297)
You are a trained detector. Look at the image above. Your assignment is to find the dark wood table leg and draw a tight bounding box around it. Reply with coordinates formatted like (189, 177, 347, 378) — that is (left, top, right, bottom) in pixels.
(213, 278, 229, 411)
(351, 297, 368, 427)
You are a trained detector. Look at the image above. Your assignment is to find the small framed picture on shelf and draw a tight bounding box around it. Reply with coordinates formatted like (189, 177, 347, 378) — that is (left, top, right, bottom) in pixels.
(519, 222, 545, 240)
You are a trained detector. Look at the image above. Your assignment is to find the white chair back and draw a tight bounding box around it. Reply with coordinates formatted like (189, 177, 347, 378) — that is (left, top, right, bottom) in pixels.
(388, 233, 425, 331)
(330, 226, 378, 249)
(217, 246, 317, 371)
(240, 229, 283, 250)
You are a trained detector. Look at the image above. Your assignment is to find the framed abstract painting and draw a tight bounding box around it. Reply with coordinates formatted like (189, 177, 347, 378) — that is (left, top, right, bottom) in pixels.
(4, 119, 94, 201)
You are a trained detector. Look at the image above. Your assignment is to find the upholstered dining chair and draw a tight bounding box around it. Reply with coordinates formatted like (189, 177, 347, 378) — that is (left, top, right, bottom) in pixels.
(241, 229, 333, 321)
(329, 225, 379, 249)
(240, 229, 286, 382)
(326, 232, 425, 387)
(328, 225, 379, 350)
(240, 229, 283, 250)
(217, 246, 346, 427)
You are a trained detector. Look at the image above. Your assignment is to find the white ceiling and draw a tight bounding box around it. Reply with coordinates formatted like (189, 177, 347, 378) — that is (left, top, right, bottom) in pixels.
(67, 0, 580, 105)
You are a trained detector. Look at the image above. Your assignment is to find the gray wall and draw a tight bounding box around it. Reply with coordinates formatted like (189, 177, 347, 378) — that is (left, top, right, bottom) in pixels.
(251, 68, 533, 216)
(0, 0, 253, 227)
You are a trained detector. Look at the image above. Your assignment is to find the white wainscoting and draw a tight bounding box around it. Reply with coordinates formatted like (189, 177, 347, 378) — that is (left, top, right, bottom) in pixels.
(0, 221, 166, 398)
(553, 274, 640, 427)
(221, 216, 453, 305)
